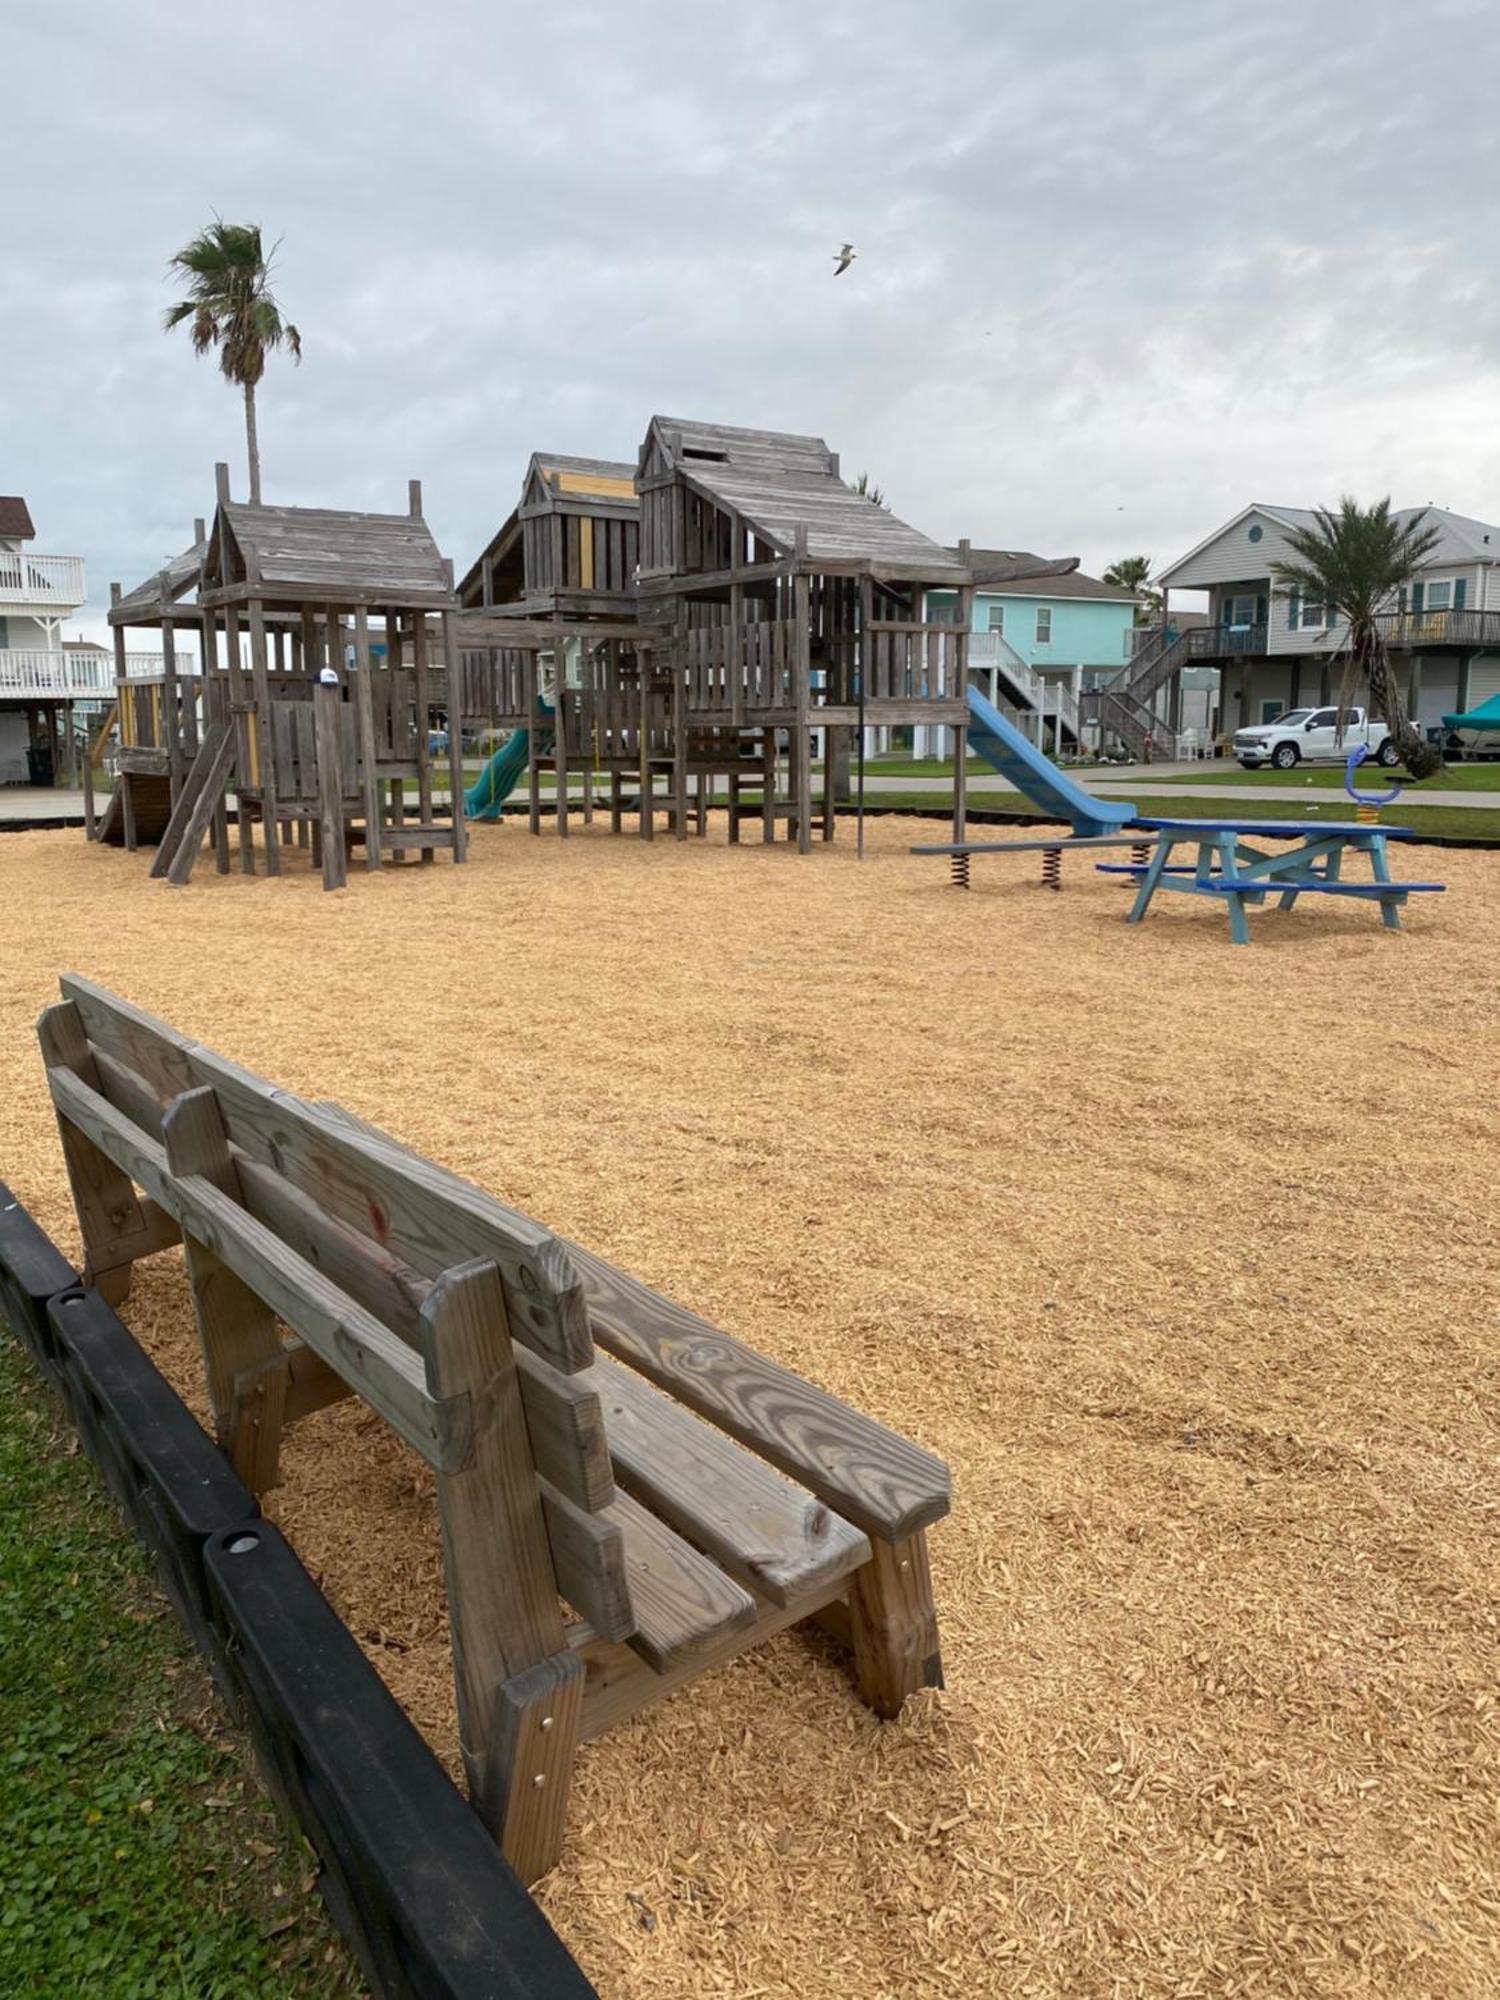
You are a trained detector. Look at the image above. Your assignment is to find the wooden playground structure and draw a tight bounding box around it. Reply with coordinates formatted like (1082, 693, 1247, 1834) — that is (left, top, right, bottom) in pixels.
(455, 418, 977, 849)
(97, 466, 465, 889)
(92, 415, 979, 882)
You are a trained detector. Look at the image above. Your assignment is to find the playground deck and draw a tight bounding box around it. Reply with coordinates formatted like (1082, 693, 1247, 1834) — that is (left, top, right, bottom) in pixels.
(1, 818, 1495, 2000)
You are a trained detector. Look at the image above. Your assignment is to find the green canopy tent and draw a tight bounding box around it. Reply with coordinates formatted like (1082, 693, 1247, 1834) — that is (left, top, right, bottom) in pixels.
(1440, 693, 1500, 733)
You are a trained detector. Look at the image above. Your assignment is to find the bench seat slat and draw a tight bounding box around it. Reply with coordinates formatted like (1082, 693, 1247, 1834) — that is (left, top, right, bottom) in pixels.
(578, 1269, 951, 1544)
(308, 1098, 951, 1543)
(608, 1490, 758, 1670)
(595, 1354, 870, 1606)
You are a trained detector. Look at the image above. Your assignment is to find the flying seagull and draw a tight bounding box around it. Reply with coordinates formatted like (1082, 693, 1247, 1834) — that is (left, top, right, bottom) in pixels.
(833, 243, 856, 276)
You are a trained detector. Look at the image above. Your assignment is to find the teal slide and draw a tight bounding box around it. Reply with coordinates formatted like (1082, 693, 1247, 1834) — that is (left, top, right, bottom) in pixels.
(465, 715, 554, 821)
(965, 685, 1136, 834)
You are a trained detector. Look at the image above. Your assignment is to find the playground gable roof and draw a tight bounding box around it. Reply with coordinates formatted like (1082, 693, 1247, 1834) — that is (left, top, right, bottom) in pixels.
(643, 415, 969, 580)
(213, 501, 454, 606)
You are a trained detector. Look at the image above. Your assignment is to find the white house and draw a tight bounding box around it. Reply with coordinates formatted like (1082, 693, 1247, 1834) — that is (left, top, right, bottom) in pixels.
(1154, 502, 1500, 740)
(0, 495, 177, 787)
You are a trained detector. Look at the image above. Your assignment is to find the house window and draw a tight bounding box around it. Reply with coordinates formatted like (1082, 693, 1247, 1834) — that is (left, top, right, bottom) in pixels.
(1223, 594, 1260, 628)
(986, 604, 1005, 634)
(1035, 607, 1052, 644)
(1425, 580, 1453, 611)
(1298, 597, 1328, 630)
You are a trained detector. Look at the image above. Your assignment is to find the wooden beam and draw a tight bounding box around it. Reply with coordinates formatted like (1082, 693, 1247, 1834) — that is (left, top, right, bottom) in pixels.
(353, 608, 382, 871)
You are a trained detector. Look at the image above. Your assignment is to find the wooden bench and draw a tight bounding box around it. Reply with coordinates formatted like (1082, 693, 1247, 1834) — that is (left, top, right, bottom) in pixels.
(38, 976, 950, 1883)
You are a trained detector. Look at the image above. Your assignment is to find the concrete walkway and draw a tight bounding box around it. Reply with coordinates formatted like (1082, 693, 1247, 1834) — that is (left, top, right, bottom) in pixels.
(858, 771, 1500, 811)
(0, 786, 88, 826)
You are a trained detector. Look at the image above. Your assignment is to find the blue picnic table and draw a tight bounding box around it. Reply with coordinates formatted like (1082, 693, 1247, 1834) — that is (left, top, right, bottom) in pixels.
(1100, 819, 1445, 945)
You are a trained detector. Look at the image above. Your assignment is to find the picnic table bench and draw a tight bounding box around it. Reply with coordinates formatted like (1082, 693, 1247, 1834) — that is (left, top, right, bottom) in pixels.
(37, 976, 950, 1883)
(1100, 819, 1445, 944)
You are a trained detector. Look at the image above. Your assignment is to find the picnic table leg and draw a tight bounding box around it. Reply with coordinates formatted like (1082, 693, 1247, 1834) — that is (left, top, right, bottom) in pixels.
(1127, 834, 1172, 924)
(1216, 834, 1252, 945)
(1365, 833, 1403, 930)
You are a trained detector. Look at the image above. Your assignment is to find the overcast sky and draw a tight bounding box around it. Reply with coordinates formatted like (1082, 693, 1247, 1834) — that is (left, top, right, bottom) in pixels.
(6, 0, 1500, 639)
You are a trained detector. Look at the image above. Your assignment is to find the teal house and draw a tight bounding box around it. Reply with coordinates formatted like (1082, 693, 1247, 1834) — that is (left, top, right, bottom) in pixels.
(921, 549, 1139, 755)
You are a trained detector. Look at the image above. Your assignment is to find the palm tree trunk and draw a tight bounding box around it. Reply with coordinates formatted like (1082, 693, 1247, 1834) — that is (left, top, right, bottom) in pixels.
(1358, 621, 1443, 778)
(244, 382, 261, 505)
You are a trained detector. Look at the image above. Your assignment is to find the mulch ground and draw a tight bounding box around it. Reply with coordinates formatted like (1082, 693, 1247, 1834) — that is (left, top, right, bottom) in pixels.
(0, 814, 1495, 1999)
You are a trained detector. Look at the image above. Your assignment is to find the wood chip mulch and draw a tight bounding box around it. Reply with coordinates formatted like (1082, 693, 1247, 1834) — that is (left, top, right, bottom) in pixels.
(1, 816, 1495, 1999)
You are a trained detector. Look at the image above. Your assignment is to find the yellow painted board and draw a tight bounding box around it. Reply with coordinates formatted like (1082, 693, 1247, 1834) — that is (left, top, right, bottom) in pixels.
(580, 517, 595, 590)
(548, 470, 636, 501)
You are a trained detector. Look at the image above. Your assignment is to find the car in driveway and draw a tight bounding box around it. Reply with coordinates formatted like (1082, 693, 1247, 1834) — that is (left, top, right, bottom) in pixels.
(1233, 706, 1398, 771)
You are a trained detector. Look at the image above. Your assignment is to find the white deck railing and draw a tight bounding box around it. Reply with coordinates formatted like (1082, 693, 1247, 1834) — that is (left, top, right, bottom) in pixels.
(0, 650, 176, 697)
(967, 630, 1079, 738)
(0, 551, 86, 607)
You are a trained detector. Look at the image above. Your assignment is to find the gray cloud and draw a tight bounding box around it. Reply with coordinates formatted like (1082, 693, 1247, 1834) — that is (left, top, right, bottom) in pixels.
(6, 0, 1499, 636)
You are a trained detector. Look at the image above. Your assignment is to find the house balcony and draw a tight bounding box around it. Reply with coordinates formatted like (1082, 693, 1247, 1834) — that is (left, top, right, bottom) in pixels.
(1182, 605, 1500, 663)
(0, 550, 86, 610)
(0, 650, 173, 699)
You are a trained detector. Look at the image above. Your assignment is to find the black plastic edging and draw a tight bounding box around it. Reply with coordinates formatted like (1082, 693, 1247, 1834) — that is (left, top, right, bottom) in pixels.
(0, 1200, 599, 2000)
(206, 1522, 598, 2000)
(0, 1178, 80, 1387)
(45, 1287, 261, 1683)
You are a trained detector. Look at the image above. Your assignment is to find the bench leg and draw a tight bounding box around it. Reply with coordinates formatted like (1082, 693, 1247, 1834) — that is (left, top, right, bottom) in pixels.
(419, 1262, 574, 1877)
(489, 1652, 585, 1885)
(847, 1532, 944, 1719)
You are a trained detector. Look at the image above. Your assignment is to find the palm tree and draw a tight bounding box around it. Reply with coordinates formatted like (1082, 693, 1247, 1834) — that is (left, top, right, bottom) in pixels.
(1103, 555, 1161, 624)
(853, 471, 888, 510)
(164, 220, 300, 505)
(1272, 498, 1444, 777)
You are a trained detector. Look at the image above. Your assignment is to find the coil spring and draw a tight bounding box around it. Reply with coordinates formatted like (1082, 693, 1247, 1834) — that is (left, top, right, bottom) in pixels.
(951, 850, 971, 889)
(1041, 847, 1062, 890)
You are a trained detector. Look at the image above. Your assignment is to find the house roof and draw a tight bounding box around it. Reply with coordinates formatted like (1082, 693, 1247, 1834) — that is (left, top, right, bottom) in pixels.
(948, 546, 1138, 602)
(217, 501, 452, 603)
(955, 548, 1073, 584)
(644, 416, 968, 580)
(0, 496, 36, 540)
(1160, 501, 1500, 585)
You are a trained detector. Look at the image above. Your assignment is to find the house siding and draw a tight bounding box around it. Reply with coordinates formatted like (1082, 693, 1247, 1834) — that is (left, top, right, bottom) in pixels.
(926, 588, 1135, 670)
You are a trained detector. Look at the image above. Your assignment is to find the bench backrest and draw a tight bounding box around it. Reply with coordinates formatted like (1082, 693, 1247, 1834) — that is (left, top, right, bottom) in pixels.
(40, 974, 635, 1645)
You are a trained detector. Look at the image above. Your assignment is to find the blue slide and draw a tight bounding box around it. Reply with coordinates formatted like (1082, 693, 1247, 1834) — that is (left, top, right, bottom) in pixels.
(965, 685, 1136, 834)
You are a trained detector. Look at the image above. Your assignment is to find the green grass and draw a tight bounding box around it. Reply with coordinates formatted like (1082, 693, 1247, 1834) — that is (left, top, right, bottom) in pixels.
(866, 789, 1498, 841)
(0, 1333, 359, 1999)
(1141, 760, 1500, 791)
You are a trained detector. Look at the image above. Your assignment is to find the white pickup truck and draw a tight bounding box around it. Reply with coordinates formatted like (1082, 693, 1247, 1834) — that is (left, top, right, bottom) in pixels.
(1233, 706, 1398, 772)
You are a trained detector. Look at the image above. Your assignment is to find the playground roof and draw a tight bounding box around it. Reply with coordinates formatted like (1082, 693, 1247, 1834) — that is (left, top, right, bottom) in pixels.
(213, 501, 453, 607)
(644, 415, 968, 579)
(534, 455, 637, 504)
(109, 537, 209, 625)
(952, 549, 1138, 602)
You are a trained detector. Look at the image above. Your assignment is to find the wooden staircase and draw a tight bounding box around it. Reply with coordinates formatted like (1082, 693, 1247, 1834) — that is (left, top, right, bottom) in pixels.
(1090, 625, 1192, 759)
(148, 723, 236, 884)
